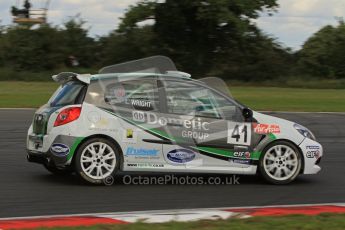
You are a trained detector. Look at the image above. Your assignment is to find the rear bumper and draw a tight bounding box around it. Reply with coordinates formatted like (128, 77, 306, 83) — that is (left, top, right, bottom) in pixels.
(27, 150, 49, 165)
(27, 132, 83, 167)
(27, 149, 71, 169)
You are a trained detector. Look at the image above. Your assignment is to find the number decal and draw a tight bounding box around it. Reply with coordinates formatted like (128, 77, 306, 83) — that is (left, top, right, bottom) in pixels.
(231, 125, 241, 142)
(228, 122, 251, 145)
(242, 125, 248, 143)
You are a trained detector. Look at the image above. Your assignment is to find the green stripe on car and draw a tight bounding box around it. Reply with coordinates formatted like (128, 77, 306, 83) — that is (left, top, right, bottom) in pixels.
(68, 137, 85, 160)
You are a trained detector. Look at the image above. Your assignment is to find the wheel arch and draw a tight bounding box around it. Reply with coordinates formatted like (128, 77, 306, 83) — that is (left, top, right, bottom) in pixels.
(71, 134, 124, 170)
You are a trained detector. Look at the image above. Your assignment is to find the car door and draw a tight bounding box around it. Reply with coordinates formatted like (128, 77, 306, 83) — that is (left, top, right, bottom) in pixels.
(101, 77, 166, 169)
(160, 79, 259, 170)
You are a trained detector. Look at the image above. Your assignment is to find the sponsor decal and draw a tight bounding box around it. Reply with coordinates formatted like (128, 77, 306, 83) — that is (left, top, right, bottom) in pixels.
(233, 151, 251, 159)
(306, 145, 321, 158)
(89, 127, 117, 132)
(122, 129, 137, 144)
(132, 111, 146, 122)
(105, 85, 126, 104)
(127, 163, 164, 168)
(126, 147, 159, 156)
(127, 99, 152, 109)
(306, 145, 320, 150)
(132, 111, 209, 130)
(234, 146, 249, 151)
(182, 130, 209, 140)
(167, 149, 196, 164)
(253, 123, 280, 134)
(132, 111, 210, 140)
(87, 111, 101, 123)
(114, 85, 126, 99)
(306, 150, 320, 158)
(50, 143, 70, 157)
(126, 129, 133, 138)
(231, 159, 251, 165)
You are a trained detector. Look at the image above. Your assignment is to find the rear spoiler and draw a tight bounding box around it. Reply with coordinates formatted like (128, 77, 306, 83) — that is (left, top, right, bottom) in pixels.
(52, 72, 91, 84)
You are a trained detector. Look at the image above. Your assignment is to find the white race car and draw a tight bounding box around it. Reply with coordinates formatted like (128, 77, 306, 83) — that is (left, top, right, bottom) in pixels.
(27, 56, 322, 185)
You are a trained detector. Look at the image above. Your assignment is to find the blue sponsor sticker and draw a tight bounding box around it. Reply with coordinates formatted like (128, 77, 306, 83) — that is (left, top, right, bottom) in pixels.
(126, 147, 159, 156)
(167, 149, 196, 163)
(232, 159, 251, 165)
(50, 143, 70, 157)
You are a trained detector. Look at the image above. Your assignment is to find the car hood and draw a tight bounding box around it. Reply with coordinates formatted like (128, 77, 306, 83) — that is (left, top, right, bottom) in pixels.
(253, 111, 294, 127)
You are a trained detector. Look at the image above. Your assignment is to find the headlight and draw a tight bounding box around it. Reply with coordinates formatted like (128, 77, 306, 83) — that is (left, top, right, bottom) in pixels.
(293, 123, 316, 140)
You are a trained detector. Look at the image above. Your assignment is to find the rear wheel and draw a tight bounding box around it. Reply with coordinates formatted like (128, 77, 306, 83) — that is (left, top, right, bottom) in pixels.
(74, 138, 120, 185)
(259, 141, 302, 185)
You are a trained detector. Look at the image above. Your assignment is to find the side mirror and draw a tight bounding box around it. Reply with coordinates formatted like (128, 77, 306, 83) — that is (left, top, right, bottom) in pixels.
(242, 108, 253, 120)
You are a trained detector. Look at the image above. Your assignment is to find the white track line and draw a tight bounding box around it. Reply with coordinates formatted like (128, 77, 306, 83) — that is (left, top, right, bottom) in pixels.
(0, 202, 344, 221)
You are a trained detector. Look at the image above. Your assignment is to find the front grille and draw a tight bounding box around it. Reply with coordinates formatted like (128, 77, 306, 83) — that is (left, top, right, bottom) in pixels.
(33, 114, 47, 135)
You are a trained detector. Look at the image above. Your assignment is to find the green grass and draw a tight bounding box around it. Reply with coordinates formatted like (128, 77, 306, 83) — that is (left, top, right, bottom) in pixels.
(231, 87, 345, 112)
(0, 82, 57, 108)
(34, 214, 345, 230)
(227, 78, 345, 89)
(0, 82, 344, 111)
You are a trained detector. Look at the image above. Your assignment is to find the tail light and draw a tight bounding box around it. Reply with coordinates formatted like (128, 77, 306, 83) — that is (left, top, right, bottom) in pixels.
(54, 107, 81, 127)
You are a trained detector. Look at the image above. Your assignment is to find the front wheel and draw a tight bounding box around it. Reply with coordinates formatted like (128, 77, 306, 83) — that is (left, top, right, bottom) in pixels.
(259, 141, 302, 185)
(74, 138, 120, 185)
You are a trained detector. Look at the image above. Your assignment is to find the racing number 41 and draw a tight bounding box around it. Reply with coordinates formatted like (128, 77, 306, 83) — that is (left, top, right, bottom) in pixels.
(227, 122, 251, 146)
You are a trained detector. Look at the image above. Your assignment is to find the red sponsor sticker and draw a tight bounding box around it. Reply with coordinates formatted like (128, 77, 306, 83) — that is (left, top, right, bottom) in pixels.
(254, 123, 280, 134)
(245, 152, 251, 159)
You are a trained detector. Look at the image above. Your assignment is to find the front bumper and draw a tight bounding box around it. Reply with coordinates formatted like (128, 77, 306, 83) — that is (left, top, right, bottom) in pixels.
(299, 138, 323, 174)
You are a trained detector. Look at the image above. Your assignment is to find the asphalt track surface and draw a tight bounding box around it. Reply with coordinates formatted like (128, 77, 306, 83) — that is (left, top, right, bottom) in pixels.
(0, 109, 344, 218)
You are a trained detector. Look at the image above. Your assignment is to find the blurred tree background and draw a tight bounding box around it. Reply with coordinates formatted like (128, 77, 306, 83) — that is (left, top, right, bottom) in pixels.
(0, 0, 344, 83)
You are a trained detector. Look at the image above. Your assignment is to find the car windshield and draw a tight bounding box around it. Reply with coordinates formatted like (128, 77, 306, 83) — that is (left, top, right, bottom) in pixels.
(49, 81, 85, 107)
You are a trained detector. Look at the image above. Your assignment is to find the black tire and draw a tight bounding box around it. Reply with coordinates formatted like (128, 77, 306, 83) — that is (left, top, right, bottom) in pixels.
(259, 140, 302, 185)
(74, 138, 120, 185)
(43, 163, 73, 176)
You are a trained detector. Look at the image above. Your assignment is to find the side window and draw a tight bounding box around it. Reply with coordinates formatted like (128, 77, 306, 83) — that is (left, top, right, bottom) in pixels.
(164, 81, 240, 120)
(104, 79, 159, 111)
(163, 81, 216, 118)
(211, 92, 241, 121)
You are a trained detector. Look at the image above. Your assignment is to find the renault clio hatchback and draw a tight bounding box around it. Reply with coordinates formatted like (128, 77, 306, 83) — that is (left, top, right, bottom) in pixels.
(27, 56, 323, 185)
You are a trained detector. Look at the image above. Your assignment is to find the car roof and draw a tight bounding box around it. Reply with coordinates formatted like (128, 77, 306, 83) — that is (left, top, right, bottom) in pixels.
(90, 71, 192, 81)
(53, 56, 191, 85)
(53, 71, 194, 85)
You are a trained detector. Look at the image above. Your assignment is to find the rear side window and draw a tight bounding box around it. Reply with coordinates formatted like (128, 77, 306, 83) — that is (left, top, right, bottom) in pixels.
(49, 81, 86, 107)
(104, 79, 159, 111)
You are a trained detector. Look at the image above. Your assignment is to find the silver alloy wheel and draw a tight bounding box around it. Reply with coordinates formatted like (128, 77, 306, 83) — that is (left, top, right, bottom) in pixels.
(80, 142, 116, 180)
(263, 145, 299, 181)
